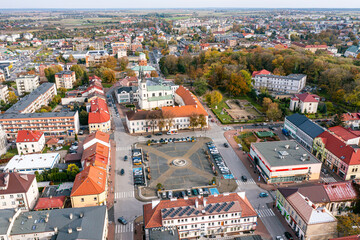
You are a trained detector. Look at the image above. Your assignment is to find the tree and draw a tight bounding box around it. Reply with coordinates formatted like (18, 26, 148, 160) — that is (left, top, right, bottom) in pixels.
(266, 102, 282, 121)
(70, 64, 85, 81)
(44, 65, 63, 82)
(205, 90, 223, 106)
(58, 88, 67, 97)
(337, 213, 360, 236)
(68, 54, 75, 62)
(74, 133, 78, 141)
(150, 70, 159, 77)
(262, 97, 273, 111)
(156, 183, 163, 191)
(8, 91, 18, 104)
(79, 110, 88, 125)
(198, 114, 207, 129)
(102, 56, 117, 69)
(226, 70, 252, 96)
(194, 78, 208, 96)
(189, 114, 199, 130)
(118, 57, 129, 71)
(333, 112, 345, 127)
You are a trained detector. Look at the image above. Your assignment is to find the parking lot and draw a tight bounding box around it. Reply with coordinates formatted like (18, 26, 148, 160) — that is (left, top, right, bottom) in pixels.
(138, 137, 216, 191)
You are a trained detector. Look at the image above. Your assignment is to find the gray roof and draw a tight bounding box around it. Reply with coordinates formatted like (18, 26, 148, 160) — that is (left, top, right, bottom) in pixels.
(6, 83, 55, 114)
(11, 206, 107, 240)
(55, 71, 74, 77)
(149, 227, 179, 240)
(251, 140, 321, 167)
(257, 73, 306, 81)
(286, 113, 324, 139)
(0, 111, 77, 120)
(117, 86, 138, 94)
(0, 209, 17, 235)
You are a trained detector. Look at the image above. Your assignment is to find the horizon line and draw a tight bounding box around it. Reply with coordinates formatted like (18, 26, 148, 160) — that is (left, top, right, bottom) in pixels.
(1, 7, 360, 10)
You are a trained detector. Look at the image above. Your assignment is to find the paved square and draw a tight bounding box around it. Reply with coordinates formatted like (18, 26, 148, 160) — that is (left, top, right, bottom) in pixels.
(139, 137, 215, 190)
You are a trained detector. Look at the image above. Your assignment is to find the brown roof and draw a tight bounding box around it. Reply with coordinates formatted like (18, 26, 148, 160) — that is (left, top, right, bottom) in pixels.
(81, 142, 109, 164)
(70, 166, 106, 197)
(143, 193, 257, 229)
(279, 185, 330, 204)
(0, 173, 35, 195)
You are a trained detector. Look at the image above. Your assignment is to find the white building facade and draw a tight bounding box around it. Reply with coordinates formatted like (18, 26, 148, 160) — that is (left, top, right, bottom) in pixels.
(253, 74, 306, 93)
(16, 75, 40, 96)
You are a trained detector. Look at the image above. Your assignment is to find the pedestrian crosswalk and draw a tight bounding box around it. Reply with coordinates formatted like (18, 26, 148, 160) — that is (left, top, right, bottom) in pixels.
(116, 146, 131, 151)
(236, 179, 256, 185)
(322, 177, 337, 183)
(115, 191, 135, 199)
(255, 208, 275, 218)
(115, 222, 133, 233)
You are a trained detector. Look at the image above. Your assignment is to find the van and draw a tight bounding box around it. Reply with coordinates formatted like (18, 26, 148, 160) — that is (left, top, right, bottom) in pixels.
(167, 129, 178, 135)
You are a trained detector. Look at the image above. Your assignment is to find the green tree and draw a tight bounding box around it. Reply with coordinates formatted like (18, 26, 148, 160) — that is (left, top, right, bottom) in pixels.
(262, 97, 273, 111)
(205, 90, 223, 106)
(70, 64, 85, 80)
(337, 213, 360, 236)
(194, 78, 208, 96)
(189, 114, 199, 130)
(118, 57, 129, 71)
(266, 102, 282, 121)
(79, 110, 88, 125)
(8, 91, 18, 104)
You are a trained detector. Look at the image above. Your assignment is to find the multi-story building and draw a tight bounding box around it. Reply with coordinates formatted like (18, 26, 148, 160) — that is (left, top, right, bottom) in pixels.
(6, 83, 57, 114)
(0, 85, 9, 103)
(55, 71, 76, 89)
(253, 70, 306, 93)
(116, 86, 139, 103)
(4, 153, 61, 174)
(70, 165, 107, 208)
(289, 93, 320, 114)
(15, 75, 39, 96)
(88, 98, 111, 133)
(342, 112, 360, 129)
(2, 206, 108, 240)
(276, 187, 338, 240)
(143, 192, 257, 240)
(0, 125, 7, 156)
(313, 131, 360, 180)
(0, 172, 39, 211)
(16, 130, 45, 155)
(328, 126, 360, 145)
(283, 113, 324, 151)
(85, 50, 109, 67)
(0, 111, 80, 139)
(249, 140, 322, 184)
(0, 70, 5, 82)
(126, 86, 208, 133)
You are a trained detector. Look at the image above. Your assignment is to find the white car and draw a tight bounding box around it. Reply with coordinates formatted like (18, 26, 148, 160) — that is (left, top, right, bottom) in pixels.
(70, 146, 78, 150)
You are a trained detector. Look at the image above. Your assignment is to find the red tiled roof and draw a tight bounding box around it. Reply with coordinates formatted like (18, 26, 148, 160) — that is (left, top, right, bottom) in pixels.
(323, 181, 358, 202)
(305, 45, 327, 49)
(330, 235, 360, 240)
(83, 154, 109, 169)
(46, 138, 59, 145)
(328, 126, 360, 142)
(70, 166, 106, 197)
(34, 196, 66, 210)
(342, 113, 360, 122)
(81, 142, 109, 164)
(88, 110, 111, 124)
(83, 131, 110, 147)
(143, 193, 257, 229)
(16, 130, 44, 143)
(252, 69, 271, 77)
(294, 93, 319, 103)
(317, 131, 360, 166)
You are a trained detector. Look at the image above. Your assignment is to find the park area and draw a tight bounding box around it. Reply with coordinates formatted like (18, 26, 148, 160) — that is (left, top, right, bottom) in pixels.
(235, 130, 280, 152)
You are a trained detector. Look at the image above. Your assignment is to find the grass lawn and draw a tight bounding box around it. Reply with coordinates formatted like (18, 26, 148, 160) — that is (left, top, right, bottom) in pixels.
(102, 83, 113, 88)
(237, 131, 257, 152)
(1, 148, 18, 160)
(211, 97, 233, 124)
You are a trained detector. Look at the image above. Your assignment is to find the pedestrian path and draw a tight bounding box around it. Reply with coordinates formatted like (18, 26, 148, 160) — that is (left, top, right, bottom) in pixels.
(255, 208, 275, 218)
(236, 179, 256, 185)
(115, 191, 135, 199)
(116, 146, 132, 151)
(115, 222, 133, 233)
(322, 176, 337, 183)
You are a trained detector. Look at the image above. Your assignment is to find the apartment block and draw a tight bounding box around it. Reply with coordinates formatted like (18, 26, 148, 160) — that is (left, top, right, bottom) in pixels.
(6, 83, 57, 114)
(16, 130, 45, 155)
(0, 85, 9, 103)
(55, 71, 76, 89)
(16, 75, 40, 96)
(0, 172, 39, 211)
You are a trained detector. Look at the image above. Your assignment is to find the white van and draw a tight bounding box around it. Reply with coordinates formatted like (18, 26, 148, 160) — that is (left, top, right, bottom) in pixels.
(167, 129, 178, 135)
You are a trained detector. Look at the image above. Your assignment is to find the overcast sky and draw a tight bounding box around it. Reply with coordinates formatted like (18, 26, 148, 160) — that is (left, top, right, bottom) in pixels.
(2, 0, 360, 9)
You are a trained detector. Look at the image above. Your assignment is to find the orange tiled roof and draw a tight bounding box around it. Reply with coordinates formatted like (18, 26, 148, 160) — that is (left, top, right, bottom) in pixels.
(83, 131, 110, 146)
(70, 166, 106, 197)
(16, 130, 44, 143)
(83, 154, 109, 170)
(81, 142, 109, 163)
(88, 110, 111, 124)
(34, 196, 66, 210)
(143, 193, 257, 229)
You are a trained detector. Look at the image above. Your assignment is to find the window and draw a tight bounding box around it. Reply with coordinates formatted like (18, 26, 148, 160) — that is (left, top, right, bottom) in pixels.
(81, 198, 84, 202)
(10, 195, 14, 198)
(11, 201, 15, 205)
(94, 197, 97, 201)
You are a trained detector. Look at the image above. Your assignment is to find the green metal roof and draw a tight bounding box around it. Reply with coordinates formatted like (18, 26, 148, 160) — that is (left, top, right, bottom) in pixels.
(147, 85, 172, 91)
(147, 94, 173, 102)
(131, 65, 156, 71)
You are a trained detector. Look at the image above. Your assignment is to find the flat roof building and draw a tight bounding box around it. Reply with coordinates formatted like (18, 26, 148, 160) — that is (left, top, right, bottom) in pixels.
(249, 140, 321, 184)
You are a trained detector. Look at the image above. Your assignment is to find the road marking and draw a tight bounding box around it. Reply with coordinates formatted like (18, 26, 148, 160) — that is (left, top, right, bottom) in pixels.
(322, 177, 337, 183)
(116, 146, 132, 151)
(256, 208, 275, 218)
(115, 222, 134, 233)
(236, 179, 256, 185)
(115, 191, 135, 199)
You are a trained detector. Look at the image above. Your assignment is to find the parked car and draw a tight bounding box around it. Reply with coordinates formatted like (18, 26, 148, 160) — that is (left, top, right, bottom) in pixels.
(276, 236, 284, 240)
(155, 132, 163, 136)
(78, 130, 84, 135)
(241, 176, 248, 182)
(124, 155, 128, 161)
(162, 191, 166, 199)
(180, 190, 186, 198)
(55, 146, 62, 151)
(192, 189, 198, 196)
(284, 232, 293, 240)
(198, 188, 203, 195)
(167, 191, 173, 199)
(224, 143, 229, 148)
(120, 169, 125, 175)
(203, 188, 210, 195)
(186, 189, 191, 196)
(145, 135, 152, 138)
(259, 192, 269, 198)
(118, 217, 128, 225)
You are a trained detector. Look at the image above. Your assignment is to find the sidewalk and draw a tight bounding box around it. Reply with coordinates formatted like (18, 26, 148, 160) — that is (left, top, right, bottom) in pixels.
(107, 139, 117, 240)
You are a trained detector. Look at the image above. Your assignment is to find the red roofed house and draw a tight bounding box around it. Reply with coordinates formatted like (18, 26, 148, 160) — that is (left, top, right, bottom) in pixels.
(328, 126, 360, 145)
(70, 165, 107, 208)
(83, 131, 110, 150)
(342, 112, 360, 129)
(289, 93, 320, 114)
(251, 69, 271, 77)
(88, 98, 111, 133)
(313, 131, 360, 180)
(143, 192, 257, 239)
(16, 130, 45, 155)
(34, 195, 66, 211)
(126, 86, 208, 133)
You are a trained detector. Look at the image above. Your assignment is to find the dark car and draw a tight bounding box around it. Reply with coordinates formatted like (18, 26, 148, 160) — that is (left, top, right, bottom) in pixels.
(120, 169, 125, 175)
(155, 132, 163, 136)
(192, 189, 198, 196)
(118, 217, 128, 225)
(145, 135, 152, 138)
(124, 155, 128, 161)
(259, 192, 269, 198)
(224, 143, 229, 148)
(241, 175, 248, 182)
(284, 232, 293, 240)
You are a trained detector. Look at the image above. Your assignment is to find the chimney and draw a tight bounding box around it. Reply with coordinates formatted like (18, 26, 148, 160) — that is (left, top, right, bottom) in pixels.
(68, 228, 72, 234)
(54, 227, 58, 233)
(8, 217, 13, 222)
(203, 198, 207, 208)
(27, 215, 32, 219)
(76, 227, 82, 232)
(79, 213, 84, 218)
(321, 208, 326, 213)
(45, 217, 49, 222)
(195, 199, 199, 209)
(69, 213, 73, 219)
